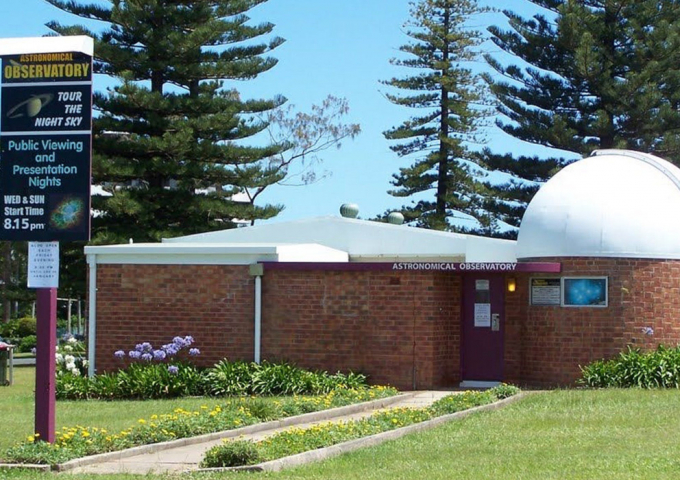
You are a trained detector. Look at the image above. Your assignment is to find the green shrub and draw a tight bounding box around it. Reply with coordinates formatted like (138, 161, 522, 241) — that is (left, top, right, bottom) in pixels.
(204, 360, 258, 396)
(243, 398, 280, 421)
(112, 363, 206, 399)
(200, 440, 260, 468)
(429, 390, 496, 416)
(87, 372, 122, 400)
(56, 359, 375, 401)
(55, 372, 93, 400)
(18, 335, 37, 353)
(579, 345, 680, 388)
(251, 361, 312, 395)
(0, 317, 37, 338)
(489, 383, 521, 399)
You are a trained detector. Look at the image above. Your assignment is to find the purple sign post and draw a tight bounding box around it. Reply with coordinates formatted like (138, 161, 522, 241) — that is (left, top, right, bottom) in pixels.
(0, 36, 93, 443)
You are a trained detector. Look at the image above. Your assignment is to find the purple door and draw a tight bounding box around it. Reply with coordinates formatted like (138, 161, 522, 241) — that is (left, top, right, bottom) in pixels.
(461, 274, 504, 381)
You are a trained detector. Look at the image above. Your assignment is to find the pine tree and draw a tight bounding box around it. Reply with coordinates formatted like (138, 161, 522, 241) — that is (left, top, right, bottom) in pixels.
(45, 0, 287, 243)
(383, 0, 494, 233)
(483, 1, 680, 231)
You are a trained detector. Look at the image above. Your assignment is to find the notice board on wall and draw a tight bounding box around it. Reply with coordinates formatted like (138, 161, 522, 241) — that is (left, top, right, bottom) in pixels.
(530, 278, 561, 306)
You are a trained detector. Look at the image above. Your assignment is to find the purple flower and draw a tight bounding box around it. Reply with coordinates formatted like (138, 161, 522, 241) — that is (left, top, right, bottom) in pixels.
(153, 350, 167, 360)
(189, 348, 200, 356)
(163, 344, 179, 356)
(184, 336, 194, 345)
(136, 342, 153, 353)
(114, 350, 125, 359)
(642, 327, 654, 336)
(168, 365, 179, 375)
(141, 353, 153, 362)
(31, 347, 37, 355)
(172, 336, 185, 347)
(129, 350, 142, 359)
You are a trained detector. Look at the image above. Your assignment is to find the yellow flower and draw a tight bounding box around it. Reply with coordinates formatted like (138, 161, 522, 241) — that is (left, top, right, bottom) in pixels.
(27, 435, 34, 443)
(138, 419, 147, 424)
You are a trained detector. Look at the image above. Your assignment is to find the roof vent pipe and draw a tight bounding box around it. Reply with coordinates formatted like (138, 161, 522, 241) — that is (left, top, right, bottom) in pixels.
(340, 203, 359, 218)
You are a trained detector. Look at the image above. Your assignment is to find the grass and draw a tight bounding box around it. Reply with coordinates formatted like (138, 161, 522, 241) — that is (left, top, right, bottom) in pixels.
(0, 368, 240, 452)
(3, 372, 680, 479)
(239, 389, 680, 480)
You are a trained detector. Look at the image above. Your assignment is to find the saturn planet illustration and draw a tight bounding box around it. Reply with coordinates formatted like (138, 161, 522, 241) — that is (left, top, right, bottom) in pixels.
(6, 93, 54, 118)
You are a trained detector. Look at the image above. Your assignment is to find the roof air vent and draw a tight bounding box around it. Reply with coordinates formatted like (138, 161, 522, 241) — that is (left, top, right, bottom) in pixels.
(387, 212, 405, 225)
(340, 203, 359, 218)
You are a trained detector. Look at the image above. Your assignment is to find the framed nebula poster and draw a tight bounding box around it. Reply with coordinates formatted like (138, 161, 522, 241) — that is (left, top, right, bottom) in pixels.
(562, 277, 608, 307)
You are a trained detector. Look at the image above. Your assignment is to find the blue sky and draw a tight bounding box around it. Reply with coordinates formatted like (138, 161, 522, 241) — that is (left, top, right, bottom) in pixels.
(0, 0, 568, 227)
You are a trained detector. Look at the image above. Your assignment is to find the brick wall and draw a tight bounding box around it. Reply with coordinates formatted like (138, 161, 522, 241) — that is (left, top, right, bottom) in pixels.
(94, 265, 462, 389)
(94, 264, 254, 372)
(95, 258, 680, 389)
(261, 270, 460, 390)
(507, 258, 680, 386)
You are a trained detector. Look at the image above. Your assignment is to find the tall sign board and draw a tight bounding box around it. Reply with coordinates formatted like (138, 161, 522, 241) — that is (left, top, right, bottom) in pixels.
(0, 41, 92, 241)
(0, 36, 93, 444)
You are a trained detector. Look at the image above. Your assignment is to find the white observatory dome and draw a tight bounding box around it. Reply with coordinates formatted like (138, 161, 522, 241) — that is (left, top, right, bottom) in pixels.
(517, 150, 680, 260)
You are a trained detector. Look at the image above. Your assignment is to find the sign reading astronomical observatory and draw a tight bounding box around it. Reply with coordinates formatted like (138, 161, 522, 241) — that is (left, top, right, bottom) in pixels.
(0, 50, 92, 241)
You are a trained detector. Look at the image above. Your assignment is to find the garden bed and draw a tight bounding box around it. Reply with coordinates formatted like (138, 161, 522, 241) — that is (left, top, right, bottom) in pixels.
(200, 385, 521, 469)
(3, 386, 397, 465)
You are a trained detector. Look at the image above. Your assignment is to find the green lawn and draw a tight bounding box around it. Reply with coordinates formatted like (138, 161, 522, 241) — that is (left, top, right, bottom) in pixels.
(0, 367, 285, 451)
(2, 373, 680, 479)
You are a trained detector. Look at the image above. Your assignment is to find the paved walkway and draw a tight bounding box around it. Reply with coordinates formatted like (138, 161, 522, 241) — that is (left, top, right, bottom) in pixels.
(65, 391, 453, 475)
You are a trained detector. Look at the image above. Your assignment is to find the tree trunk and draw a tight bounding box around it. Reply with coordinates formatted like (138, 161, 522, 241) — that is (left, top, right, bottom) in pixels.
(2, 242, 12, 323)
(436, 7, 451, 218)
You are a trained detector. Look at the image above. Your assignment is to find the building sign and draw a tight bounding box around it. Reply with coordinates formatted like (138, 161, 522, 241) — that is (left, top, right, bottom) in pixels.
(474, 278, 491, 327)
(530, 278, 561, 306)
(262, 261, 563, 273)
(0, 50, 92, 241)
(27, 241, 59, 288)
(393, 262, 519, 271)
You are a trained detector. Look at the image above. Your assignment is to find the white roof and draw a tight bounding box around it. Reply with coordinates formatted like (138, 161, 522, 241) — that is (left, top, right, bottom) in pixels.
(85, 242, 349, 265)
(164, 216, 517, 263)
(517, 149, 680, 260)
(0, 36, 93, 56)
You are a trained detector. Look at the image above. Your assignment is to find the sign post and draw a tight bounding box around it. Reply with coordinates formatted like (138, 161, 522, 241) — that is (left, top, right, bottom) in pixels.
(0, 36, 93, 443)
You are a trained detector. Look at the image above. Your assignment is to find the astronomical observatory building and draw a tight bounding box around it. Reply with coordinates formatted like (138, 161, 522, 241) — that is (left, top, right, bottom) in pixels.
(84, 149, 680, 388)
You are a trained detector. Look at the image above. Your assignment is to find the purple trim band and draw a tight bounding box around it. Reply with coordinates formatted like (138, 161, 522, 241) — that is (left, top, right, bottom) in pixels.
(261, 262, 561, 273)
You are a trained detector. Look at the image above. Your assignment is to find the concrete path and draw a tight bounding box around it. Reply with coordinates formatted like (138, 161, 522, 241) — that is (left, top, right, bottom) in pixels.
(64, 391, 453, 475)
(13, 357, 35, 366)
